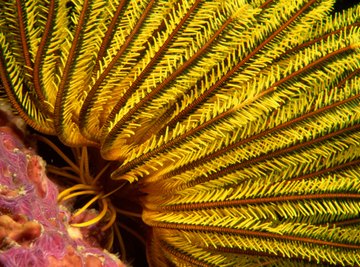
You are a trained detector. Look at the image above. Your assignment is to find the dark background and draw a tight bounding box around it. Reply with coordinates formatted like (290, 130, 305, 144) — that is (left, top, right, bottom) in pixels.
(334, 0, 359, 11)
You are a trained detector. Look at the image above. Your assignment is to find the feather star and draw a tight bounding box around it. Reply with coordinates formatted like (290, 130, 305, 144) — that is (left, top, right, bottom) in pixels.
(1, 0, 360, 266)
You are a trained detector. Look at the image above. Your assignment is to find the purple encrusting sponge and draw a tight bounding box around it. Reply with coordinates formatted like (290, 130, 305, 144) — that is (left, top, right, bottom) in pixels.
(0, 124, 126, 267)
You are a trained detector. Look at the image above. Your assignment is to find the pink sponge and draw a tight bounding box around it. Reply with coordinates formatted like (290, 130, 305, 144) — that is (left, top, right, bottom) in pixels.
(0, 125, 126, 267)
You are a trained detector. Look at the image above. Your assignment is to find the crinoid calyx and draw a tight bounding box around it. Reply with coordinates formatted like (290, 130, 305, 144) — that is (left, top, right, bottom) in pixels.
(1, 0, 360, 266)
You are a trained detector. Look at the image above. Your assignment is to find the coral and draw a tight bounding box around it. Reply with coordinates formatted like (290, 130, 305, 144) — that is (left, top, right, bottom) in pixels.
(0, 115, 126, 267)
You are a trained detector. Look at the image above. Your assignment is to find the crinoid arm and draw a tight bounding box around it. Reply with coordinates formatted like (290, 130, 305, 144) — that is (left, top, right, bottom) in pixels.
(1, 0, 360, 266)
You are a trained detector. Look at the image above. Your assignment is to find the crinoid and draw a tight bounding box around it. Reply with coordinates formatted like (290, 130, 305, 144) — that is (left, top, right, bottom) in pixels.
(1, 0, 360, 266)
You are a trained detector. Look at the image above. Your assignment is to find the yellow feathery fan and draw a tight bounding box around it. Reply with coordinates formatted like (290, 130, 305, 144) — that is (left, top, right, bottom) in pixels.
(1, 0, 360, 266)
